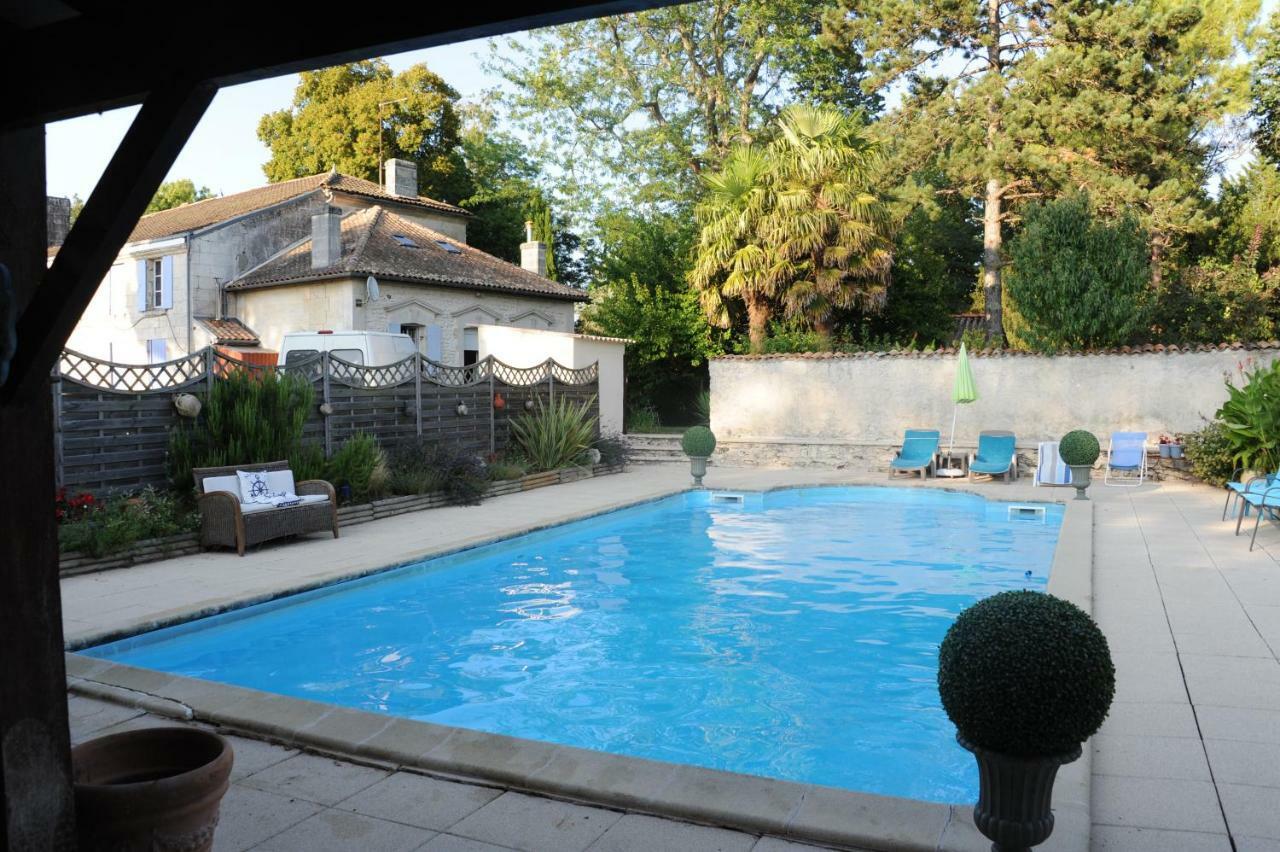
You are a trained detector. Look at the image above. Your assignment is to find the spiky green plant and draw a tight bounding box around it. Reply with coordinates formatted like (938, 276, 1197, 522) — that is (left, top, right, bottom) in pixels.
(167, 368, 317, 493)
(508, 395, 599, 472)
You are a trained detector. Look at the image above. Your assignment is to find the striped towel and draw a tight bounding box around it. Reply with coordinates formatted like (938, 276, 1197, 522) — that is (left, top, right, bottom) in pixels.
(1035, 441, 1072, 486)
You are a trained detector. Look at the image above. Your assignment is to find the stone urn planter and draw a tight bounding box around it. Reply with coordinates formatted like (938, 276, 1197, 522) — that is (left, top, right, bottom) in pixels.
(939, 591, 1115, 852)
(1059, 430, 1101, 501)
(681, 426, 717, 487)
(73, 727, 234, 852)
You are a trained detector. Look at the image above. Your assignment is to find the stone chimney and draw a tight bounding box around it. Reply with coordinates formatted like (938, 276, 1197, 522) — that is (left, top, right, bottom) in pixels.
(47, 196, 71, 247)
(311, 206, 342, 269)
(520, 220, 547, 278)
(383, 158, 418, 198)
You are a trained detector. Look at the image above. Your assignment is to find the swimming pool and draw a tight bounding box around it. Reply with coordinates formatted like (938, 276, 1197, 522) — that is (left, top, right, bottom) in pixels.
(87, 486, 1062, 803)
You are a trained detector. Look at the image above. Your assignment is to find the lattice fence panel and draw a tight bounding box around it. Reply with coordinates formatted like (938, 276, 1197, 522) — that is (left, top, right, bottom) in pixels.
(53, 348, 601, 492)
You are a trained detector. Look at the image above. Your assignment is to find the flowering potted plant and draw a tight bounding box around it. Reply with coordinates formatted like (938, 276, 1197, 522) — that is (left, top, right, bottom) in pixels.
(939, 591, 1114, 851)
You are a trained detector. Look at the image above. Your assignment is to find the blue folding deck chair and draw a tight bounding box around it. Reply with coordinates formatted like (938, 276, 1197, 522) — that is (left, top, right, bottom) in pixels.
(890, 429, 940, 479)
(1104, 432, 1148, 486)
(968, 431, 1017, 481)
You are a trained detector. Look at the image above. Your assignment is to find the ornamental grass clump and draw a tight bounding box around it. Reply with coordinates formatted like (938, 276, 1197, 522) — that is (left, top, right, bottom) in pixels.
(508, 395, 598, 472)
(938, 590, 1115, 757)
(681, 425, 717, 458)
(1059, 430, 1101, 467)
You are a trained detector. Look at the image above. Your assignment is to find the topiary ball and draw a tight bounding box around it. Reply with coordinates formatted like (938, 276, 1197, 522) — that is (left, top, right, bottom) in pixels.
(681, 425, 717, 458)
(938, 590, 1115, 757)
(1059, 430, 1101, 467)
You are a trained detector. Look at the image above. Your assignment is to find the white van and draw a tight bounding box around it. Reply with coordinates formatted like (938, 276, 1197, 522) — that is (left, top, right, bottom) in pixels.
(277, 331, 417, 367)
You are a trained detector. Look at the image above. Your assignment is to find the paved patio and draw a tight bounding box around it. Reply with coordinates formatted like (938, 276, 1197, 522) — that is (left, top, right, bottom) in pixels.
(69, 694, 836, 852)
(62, 464, 1280, 851)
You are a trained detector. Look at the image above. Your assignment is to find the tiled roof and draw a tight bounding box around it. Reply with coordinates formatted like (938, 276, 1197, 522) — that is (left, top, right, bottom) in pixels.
(716, 341, 1280, 360)
(196, 317, 259, 345)
(226, 206, 588, 303)
(127, 171, 469, 243)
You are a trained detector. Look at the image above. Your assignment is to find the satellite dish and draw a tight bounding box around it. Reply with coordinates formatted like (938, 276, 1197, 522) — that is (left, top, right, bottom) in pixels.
(366, 275, 381, 301)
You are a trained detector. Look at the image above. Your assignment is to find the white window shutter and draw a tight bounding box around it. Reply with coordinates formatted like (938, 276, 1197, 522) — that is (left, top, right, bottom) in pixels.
(160, 256, 174, 309)
(136, 260, 147, 311)
(426, 325, 443, 362)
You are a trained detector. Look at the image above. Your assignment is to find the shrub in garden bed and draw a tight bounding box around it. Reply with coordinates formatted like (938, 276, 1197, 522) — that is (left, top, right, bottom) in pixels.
(57, 487, 197, 557)
(384, 439, 488, 505)
(509, 396, 599, 472)
(1180, 421, 1235, 484)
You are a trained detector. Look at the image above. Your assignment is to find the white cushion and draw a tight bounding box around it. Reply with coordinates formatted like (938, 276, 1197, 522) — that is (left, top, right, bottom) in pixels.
(266, 469, 296, 496)
(202, 474, 240, 496)
(237, 469, 285, 505)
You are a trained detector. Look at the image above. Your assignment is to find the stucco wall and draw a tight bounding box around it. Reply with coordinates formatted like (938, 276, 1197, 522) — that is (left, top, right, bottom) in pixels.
(710, 349, 1280, 456)
(236, 280, 358, 351)
(234, 277, 577, 363)
(65, 242, 190, 362)
(476, 325, 627, 435)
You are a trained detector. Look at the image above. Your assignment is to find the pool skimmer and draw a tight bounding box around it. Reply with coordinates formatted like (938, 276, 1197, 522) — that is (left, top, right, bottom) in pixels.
(1008, 504, 1047, 522)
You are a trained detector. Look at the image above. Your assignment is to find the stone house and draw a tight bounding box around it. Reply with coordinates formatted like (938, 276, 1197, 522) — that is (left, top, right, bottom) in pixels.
(65, 160, 586, 365)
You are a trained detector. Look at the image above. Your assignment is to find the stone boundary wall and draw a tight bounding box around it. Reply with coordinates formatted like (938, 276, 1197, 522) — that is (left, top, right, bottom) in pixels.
(710, 345, 1280, 467)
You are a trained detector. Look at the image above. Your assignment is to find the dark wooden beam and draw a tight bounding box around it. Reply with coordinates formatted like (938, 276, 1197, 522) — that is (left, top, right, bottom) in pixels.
(2, 0, 686, 128)
(0, 125, 76, 852)
(2, 81, 216, 402)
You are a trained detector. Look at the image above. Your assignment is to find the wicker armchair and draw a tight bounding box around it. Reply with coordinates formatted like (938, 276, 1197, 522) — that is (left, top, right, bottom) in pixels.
(193, 460, 339, 556)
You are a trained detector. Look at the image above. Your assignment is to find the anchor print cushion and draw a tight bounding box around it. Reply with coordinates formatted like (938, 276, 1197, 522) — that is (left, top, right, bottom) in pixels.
(237, 469, 289, 505)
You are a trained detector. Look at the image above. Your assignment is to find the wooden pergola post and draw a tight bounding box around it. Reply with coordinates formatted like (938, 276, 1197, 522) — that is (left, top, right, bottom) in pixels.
(0, 125, 76, 852)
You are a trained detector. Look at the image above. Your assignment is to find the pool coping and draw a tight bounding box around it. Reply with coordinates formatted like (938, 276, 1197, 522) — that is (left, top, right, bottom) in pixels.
(65, 481, 1093, 852)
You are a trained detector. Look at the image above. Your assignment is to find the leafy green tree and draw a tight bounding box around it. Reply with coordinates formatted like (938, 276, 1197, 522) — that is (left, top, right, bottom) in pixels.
(690, 106, 892, 350)
(826, 0, 1255, 339)
(1214, 161, 1280, 270)
(1155, 228, 1278, 343)
(258, 60, 472, 203)
(864, 176, 981, 346)
(1004, 195, 1150, 353)
(580, 209, 720, 420)
(146, 179, 215, 214)
(1016, 0, 1250, 287)
(1254, 9, 1280, 168)
(456, 104, 542, 262)
(488, 0, 878, 211)
(824, 0, 1050, 342)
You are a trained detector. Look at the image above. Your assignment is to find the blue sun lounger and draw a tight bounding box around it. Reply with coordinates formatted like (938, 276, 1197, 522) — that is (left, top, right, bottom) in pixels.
(969, 432, 1017, 482)
(890, 429, 940, 479)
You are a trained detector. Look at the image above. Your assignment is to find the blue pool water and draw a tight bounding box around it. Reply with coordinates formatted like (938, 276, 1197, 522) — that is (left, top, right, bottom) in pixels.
(87, 487, 1061, 802)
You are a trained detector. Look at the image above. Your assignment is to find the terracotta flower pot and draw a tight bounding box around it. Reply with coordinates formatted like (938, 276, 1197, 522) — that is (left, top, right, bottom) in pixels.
(73, 727, 233, 852)
(960, 735, 1081, 852)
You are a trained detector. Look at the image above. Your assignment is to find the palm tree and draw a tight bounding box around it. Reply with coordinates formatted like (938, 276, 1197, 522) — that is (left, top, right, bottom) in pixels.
(688, 146, 780, 353)
(689, 107, 893, 351)
(765, 105, 893, 339)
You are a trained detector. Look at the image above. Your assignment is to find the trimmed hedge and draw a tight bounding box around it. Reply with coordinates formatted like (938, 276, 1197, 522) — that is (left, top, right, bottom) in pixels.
(681, 426, 717, 458)
(938, 590, 1115, 757)
(1059, 430, 1101, 466)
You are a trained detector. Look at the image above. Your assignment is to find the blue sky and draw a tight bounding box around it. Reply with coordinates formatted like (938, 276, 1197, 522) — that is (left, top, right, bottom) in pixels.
(45, 36, 511, 202)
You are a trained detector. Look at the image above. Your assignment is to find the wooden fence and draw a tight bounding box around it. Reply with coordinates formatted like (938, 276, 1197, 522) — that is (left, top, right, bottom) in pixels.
(53, 347, 600, 494)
